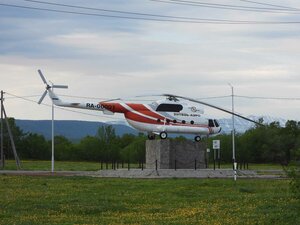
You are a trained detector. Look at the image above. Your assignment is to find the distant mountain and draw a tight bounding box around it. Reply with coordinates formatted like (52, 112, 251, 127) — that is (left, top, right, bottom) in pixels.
(218, 115, 287, 134)
(15, 116, 286, 141)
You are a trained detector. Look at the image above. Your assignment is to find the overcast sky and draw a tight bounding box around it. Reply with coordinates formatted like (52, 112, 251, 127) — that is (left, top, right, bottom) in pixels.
(1, 0, 300, 123)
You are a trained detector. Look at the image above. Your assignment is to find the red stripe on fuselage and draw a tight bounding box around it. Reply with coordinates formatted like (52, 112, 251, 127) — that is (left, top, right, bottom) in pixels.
(100, 102, 210, 129)
(125, 111, 158, 124)
(100, 102, 128, 113)
(125, 111, 209, 128)
(126, 103, 165, 120)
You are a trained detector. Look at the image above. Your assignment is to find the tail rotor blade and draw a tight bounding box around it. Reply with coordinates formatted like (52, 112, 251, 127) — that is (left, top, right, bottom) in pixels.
(38, 69, 47, 85)
(52, 85, 68, 89)
(38, 90, 48, 104)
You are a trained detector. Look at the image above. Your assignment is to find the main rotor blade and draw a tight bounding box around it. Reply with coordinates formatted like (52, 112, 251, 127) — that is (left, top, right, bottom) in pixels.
(52, 85, 68, 89)
(38, 69, 47, 85)
(100, 98, 122, 103)
(38, 90, 48, 104)
(162, 94, 263, 126)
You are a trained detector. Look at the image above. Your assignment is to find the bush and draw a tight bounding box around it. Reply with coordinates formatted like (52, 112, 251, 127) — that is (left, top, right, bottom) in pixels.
(285, 161, 300, 199)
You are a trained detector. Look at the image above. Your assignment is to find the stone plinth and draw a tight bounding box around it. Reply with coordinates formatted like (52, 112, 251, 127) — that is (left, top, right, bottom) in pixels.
(146, 139, 206, 169)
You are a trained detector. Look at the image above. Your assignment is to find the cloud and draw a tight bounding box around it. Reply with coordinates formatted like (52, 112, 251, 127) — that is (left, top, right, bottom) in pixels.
(0, 0, 300, 121)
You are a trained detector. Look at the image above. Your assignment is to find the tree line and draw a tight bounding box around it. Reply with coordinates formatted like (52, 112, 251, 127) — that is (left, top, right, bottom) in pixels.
(2, 118, 146, 163)
(1, 118, 300, 164)
(209, 120, 300, 165)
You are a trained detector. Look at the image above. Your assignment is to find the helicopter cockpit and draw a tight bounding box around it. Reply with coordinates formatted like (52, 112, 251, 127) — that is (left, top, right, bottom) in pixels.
(208, 119, 220, 127)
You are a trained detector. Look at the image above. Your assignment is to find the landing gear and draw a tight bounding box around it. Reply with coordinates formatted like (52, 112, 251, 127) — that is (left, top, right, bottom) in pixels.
(194, 136, 201, 142)
(159, 132, 168, 139)
(147, 134, 156, 140)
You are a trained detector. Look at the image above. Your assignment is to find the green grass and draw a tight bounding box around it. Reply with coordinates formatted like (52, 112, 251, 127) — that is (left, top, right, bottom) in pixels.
(2, 160, 284, 171)
(1, 160, 141, 171)
(1, 160, 101, 171)
(0, 176, 298, 225)
(207, 162, 284, 170)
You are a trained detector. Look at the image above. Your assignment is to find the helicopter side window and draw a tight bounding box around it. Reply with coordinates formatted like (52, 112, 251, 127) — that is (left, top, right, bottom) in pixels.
(208, 119, 215, 127)
(214, 119, 220, 127)
(156, 104, 183, 112)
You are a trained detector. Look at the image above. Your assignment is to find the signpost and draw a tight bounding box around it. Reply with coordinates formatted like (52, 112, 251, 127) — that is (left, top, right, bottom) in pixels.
(206, 148, 210, 168)
(213, 140, 221, 169)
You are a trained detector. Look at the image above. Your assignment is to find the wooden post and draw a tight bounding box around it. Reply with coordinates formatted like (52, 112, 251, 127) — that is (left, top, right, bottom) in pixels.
(0, 90, 3, 168)
(2, 103, 21, 169)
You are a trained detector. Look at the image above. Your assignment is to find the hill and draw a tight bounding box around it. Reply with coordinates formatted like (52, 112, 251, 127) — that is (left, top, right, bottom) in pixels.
(15, 120, 138, 141)
(15, 116, 286, 141)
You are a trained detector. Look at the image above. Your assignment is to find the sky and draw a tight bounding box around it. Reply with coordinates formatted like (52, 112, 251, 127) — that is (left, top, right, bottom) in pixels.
(0, 0, 300, 123)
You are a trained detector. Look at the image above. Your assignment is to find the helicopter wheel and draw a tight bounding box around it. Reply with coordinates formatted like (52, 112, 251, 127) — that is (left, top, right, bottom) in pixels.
(194, 136, 201, 142)
(147, 134, 156, 140)
(159, 132, 168, 139)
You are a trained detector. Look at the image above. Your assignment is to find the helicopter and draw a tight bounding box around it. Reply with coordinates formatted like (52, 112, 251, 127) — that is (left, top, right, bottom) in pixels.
(37, 70, 260, 142)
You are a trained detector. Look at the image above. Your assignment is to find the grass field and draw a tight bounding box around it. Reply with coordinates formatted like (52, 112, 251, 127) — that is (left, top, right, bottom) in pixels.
(0, 176, 299, 225)
(1, 160, 142, 171)
(2, 160, 284, 171)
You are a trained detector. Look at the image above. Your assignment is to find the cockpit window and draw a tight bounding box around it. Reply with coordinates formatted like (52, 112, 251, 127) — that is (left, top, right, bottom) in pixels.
(214, 120, 220, 127)
(208, 119, 215, 127)
(156, 104, 183, 112)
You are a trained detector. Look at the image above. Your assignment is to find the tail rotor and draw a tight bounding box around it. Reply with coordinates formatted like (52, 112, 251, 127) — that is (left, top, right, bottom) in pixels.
(37, 69, 68, 104)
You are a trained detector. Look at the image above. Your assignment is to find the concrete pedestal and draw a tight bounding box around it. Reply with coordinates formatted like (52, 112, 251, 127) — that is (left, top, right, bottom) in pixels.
(146, 139, 206, 169)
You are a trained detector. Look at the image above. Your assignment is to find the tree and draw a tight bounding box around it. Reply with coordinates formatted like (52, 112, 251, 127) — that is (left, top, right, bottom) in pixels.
(20, 133, 50, 159)
(75, 136, 101, 161)
(120, 133, 146, 162)
(54, 135, 74, 161)
(2, 118, 24, 159)
(281, 120, 300, 163)
(96, 125, 120, 162)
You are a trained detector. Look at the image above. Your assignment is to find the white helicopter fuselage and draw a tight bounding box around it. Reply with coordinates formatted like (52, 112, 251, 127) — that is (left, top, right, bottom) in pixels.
(122, 102, 221, 136)
(48, 89, 221, 140)
(38, 70, 261, 141)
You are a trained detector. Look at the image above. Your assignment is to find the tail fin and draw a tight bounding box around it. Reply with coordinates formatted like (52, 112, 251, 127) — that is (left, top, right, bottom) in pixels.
(48, 89, 64, 106)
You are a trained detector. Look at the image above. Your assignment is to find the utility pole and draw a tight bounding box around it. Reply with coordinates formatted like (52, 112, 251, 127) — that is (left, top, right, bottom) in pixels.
(51, 100, 54, 173)
(1, 90, 4, 168)
(228, 84, 237, 181)
(0, 90, 21, 169)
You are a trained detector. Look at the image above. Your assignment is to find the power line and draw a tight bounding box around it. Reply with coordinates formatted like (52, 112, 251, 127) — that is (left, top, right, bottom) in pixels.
(151, 0, 300, 14)
(238, 0, 300, 10)
(1, 2, 300, 24)
(5, 92, 119, 120)
(5, 94, 41, 99)
(235, 95, 300, 101)
(22, 0, 300, 16)
(20, 0, 247, 22)
(0, 3, 251, 24)
(5, 92, 300, 101)
(197, 95, 231, 100)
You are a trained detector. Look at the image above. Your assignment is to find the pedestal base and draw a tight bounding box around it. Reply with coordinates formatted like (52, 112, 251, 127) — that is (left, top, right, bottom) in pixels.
(146, 139, 206, 169)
